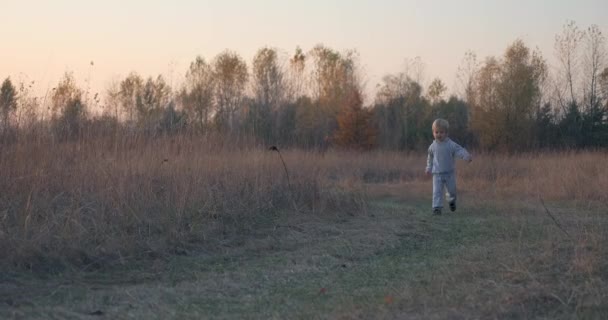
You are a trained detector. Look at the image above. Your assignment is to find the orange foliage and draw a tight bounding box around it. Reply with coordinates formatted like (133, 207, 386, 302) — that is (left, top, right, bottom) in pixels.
(332, 91, 377, 150)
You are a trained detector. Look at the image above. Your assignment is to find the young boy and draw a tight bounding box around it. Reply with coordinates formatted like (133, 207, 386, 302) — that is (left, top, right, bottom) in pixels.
(425, 119, 472, 215)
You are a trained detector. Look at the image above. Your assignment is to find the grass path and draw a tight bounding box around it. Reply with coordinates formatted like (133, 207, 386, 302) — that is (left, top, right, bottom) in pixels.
(2, 188, 607, 319)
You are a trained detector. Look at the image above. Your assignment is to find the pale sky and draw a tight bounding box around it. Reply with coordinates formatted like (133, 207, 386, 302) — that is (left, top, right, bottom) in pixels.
(1, 0, 606, 104)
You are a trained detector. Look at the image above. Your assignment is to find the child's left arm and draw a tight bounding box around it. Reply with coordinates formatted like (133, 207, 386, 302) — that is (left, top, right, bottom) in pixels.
(452, 141, 472, 162)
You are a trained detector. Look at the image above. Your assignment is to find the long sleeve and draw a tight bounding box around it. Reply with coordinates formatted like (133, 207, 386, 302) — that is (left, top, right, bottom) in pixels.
(427, 139, 469, 174)
(451, 141, 471, 161)
(426, 145, 434, 173)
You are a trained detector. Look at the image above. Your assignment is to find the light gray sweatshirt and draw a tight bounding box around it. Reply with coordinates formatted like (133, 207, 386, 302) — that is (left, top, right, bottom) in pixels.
(426, 138, 471, 174)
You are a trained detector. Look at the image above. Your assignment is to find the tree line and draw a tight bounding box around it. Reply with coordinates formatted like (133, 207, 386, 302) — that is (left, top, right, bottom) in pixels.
(1, 21, 607, 151)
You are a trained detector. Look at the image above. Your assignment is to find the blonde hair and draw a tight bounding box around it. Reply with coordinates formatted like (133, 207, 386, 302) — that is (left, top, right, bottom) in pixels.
(432, 118, 449, 131)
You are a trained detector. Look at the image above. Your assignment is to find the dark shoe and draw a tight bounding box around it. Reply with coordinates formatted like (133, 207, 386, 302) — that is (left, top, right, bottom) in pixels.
(433, 208, 442, 215)
(449, 202, 456, 212)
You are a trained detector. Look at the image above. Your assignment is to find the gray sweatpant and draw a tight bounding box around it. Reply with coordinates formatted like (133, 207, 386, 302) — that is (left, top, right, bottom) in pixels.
(432, 173, 457, 209)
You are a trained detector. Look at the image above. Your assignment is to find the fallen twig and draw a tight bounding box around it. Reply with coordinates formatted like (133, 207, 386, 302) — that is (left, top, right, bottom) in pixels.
(539, 198, 573, 240)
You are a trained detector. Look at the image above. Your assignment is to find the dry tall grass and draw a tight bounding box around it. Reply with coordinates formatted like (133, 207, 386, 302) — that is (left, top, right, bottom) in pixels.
(458, 151, 608, 202)
(0, 135, 366, 272)
(1, 135, 607, 273)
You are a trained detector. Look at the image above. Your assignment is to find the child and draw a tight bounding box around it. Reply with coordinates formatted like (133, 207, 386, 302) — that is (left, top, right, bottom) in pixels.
(425, 119, 472, 215)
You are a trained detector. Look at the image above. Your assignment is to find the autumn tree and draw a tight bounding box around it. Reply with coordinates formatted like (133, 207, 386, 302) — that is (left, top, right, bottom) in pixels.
(266, 47, 306, 146)
(181, 56, 214, 131)
(427, 78, 447, 105)
(287, 46, 306, 102)
(289, 47, 324, 147)
(248, 47, 287, 142)
(118, 72, 144, 123)
(252, 47, 286, 109)
(304, 45, 363, 147)
(212, 50, 248, 132)
(469, 57, 503, 149)
(140, 76, 171, 118)
(469, 40, 546, 150)
(309, 45, 360, 110)
(138, 75, 172, 130)
(499, 40, 547, 149)
(281, 45, 365, 148)
(51, 73, 82, 116)
(373, 73, 428, 150)
(333, 90, 376, 150)
(104, 80, 121, 119)
(51, 72, 87, 140)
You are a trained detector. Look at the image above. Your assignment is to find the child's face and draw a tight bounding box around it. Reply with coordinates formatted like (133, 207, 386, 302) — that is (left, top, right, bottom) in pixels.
(433, 128, 447, 141)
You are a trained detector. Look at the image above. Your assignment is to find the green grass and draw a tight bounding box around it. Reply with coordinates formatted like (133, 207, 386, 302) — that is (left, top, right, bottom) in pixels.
(1, 191, 607, 319)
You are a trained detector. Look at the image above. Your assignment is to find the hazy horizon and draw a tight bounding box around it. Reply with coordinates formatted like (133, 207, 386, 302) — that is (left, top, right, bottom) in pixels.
(1, 0, 606, 105)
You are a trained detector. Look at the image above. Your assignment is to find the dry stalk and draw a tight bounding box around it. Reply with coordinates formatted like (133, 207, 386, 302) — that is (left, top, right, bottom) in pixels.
(540, 198, 573, 240)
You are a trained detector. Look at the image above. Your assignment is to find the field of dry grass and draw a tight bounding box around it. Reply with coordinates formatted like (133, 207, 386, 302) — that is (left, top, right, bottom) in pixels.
(0, 136, 607, 318)
(0, 135, 370, 271)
